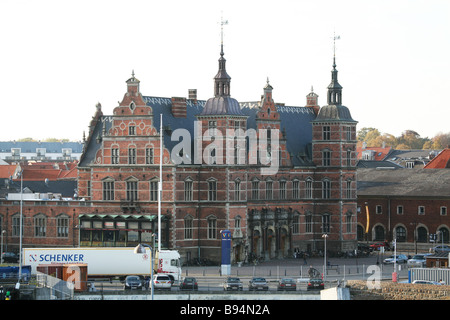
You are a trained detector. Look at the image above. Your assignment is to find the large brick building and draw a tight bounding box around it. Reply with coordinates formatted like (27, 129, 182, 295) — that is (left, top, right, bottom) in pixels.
(357, 168, 450, 249)
(0, 45, 359, 263)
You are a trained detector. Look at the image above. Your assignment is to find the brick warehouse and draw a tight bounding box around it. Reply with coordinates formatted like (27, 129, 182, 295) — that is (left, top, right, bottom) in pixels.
(0, 44, 358, 264)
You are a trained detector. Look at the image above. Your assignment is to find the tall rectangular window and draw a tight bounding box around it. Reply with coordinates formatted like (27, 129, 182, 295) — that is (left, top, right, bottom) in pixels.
(184, 217, 193, 239)
(305, 215, 313, 233)
(322, 180, 331, 199)
(251, 180, 259, 200)
(323, 126, 331, 140)
(346, 150, 352, 166)
(208, 180, 217, 201)
(234, 180, 241, 201)
(146, 148, 154, 164)
(150, 180, 158, 201)
(346, 180, 352, 199)
(87, 181, 91, 197)
(12, 215, 21, 237)
(128, 148, 136, 164)
(266, 180, 273, 200)
(322, 214, 330, 233)
(346, 214, 352, 233)
(292, 180, 300, 199)
(184, 179, 193, 201)
(323, 150, 331, 166)
(127, 181, 138, 201)
(208, 218, 217, 239)
(293, 215, 299, 234)
(305, 179, 313, 199)
(57, 216, 69, 238)
(346, 126, 352, 140)
(279, 180, 286, 200)
(34, 214, 47, 237)
(111, 148, 119, 164)
(103, 180, 115, 200)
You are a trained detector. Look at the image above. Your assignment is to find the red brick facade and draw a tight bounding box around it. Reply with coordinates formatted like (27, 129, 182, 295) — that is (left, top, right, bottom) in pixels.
(0, 54, 361, 264)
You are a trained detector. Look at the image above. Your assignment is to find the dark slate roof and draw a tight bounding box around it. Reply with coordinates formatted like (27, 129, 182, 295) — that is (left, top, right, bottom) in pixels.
(313, 104, 356, 122)
(79, 96, 317, 167)
(0, 141, 83, 153)
(200, 96, 244, 116)
(357, 168, 450, 197)
(356, 160, 403, 169)
(1, 179, 77, 198)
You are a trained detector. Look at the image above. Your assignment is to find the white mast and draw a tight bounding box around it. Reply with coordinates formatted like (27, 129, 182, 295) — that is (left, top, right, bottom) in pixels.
(158, 113, 163, 252)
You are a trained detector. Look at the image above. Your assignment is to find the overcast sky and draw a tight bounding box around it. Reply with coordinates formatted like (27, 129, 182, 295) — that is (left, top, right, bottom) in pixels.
(1, 0, 449, 141)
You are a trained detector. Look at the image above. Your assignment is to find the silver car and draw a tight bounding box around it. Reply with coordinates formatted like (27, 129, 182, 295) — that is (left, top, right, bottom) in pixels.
(248, 277, 269, 291)
(383, 254, 408, 264)
(153, 274, 172, 290)
(407, 254, 431, 267)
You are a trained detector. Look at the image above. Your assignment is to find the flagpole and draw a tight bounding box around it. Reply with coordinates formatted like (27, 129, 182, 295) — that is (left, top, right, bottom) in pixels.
(17, 166, 23, 289)
(158, 113, 162, 252)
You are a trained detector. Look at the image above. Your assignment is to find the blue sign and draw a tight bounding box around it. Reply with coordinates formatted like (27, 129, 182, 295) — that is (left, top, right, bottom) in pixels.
(221, 230, 231, 266)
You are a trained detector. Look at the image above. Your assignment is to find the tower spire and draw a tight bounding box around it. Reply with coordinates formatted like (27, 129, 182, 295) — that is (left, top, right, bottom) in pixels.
(327, 33, 342, 105)
(214, 14, 231, 97)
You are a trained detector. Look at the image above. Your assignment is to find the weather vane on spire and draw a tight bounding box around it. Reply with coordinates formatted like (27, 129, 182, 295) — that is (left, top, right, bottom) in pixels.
(333, 32, 340, 58)
(220, 12, 228, 50)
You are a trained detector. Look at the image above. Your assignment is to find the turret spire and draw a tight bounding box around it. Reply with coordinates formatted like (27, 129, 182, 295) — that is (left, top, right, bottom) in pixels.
(214, 15, 231, 97)
(327, 33, 342, 105)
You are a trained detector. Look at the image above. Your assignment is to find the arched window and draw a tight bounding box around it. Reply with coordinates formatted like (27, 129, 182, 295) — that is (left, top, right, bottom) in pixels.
(374, 225, 385, 241)
(395, 226, 406, 242)
(417, 226, 428, 243)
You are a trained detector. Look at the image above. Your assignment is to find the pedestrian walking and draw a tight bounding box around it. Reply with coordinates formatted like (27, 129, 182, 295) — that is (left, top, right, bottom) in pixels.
(303, 252, 308, 265)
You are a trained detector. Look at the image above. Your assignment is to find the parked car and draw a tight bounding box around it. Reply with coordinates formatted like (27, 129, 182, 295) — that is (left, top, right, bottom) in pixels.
(153, 274, 172, 290)
(223, 277, 243, 291)
(412, 280, 443, 285)
(277, 278, 296, 291)
(369, 242, 390, 251)
(1, 252, 19, 263)
(124, 275, 143, 290)
(407, 254, 431, 267)
(383, 254, 408, 264)
(307, 278, 324, 291)
(180, 277, 198, 290)
(432, 245, 450, 253)
(248, 277, 269, 291)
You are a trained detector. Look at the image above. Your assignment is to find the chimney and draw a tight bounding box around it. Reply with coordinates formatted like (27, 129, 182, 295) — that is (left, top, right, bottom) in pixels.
(306, 87, 320, 115)
(188, 89, 197, 103)
(171, 97, 187, 118)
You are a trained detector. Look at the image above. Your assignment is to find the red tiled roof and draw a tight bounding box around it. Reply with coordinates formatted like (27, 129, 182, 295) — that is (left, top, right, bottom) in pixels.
(0, 161, 78, 180)
(424, 149, 450, 169)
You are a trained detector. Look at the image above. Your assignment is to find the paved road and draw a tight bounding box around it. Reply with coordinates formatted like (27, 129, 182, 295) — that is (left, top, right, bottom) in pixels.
(182, 252, 410, 282)
(91, 252, 414, 292)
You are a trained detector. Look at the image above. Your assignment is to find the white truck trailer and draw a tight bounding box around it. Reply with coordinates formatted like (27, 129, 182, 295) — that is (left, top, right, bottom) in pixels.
(22, 247, 181, 283)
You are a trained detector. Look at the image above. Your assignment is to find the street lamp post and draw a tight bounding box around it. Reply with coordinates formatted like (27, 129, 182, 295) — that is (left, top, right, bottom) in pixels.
(322, 233, 328, 282)
(1, 230, 5, 264)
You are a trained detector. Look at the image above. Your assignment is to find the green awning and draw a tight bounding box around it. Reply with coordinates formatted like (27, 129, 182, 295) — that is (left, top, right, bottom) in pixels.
(79, 214, 156, 221)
